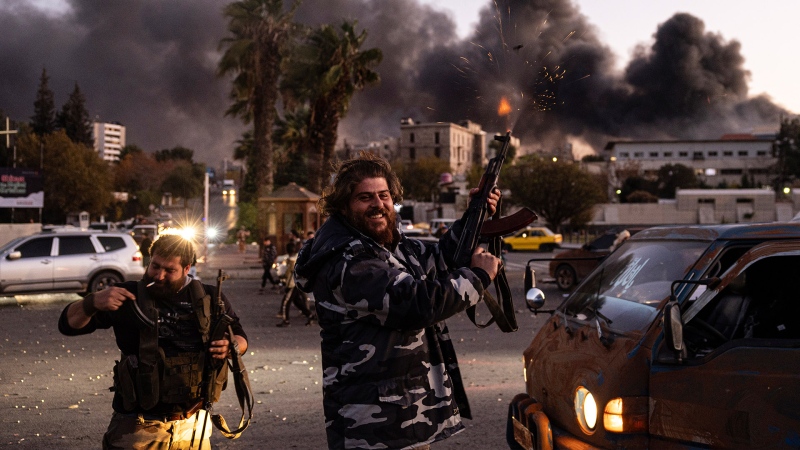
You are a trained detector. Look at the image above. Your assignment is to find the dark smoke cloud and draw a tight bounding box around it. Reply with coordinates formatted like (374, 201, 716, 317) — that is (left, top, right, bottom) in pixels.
(0, 0, 786, 165)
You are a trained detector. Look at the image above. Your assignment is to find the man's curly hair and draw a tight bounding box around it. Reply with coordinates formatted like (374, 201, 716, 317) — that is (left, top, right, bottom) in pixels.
(320, 152, 403, 216)
(149, 234, 196, 268)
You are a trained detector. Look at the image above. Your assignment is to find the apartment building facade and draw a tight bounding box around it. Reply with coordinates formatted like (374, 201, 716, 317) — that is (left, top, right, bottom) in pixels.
(92, 121, 125, 163)
(604, 138, 776, 187)
(398, 119, 487, 176)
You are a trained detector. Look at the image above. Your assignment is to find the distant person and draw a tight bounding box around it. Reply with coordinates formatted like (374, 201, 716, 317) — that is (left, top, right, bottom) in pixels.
(259, 237, 280, 294)
(236, 226, 250, 254)
(275, 241, 316, 327)
(139, 232, 153, 268)
(434, 222, 448, 238)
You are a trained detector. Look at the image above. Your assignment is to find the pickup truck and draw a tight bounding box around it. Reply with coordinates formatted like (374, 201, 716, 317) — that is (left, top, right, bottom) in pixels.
(509, 222, 800, 449)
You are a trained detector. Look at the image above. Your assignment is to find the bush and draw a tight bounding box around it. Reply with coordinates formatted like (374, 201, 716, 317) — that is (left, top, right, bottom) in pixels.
(626, 190, 659, 203)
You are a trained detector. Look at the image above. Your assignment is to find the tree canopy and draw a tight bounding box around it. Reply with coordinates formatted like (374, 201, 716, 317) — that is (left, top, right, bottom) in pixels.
(504, 157, 606, 232)
(16, 130, 112, 223)
(31, 68, 56, 136)
(392, 157, 451, 202)
(57, 83, 93, 146)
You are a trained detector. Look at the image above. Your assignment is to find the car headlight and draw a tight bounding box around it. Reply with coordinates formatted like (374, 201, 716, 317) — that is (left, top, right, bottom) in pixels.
(575, 386, 598, 434)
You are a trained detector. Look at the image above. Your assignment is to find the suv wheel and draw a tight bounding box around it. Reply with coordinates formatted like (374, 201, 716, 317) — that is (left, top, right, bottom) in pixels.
(90, 271, 122, 292)
(555, 264, 577, 291)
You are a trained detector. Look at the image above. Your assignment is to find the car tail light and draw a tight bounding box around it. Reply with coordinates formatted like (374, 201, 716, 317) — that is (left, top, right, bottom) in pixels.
(132, 251, 142, 262)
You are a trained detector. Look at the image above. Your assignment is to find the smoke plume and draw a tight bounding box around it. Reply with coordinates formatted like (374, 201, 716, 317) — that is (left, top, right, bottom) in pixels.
(0, 0, 786, 164)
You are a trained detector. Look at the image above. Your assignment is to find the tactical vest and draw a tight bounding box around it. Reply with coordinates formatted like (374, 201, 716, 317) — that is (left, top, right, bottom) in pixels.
(112, 279, 228, 412)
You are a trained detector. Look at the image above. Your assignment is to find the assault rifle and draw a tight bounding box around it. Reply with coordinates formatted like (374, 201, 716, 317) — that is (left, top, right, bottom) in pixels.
(454, 132, 537, 332)
(197, 269, 254, 443)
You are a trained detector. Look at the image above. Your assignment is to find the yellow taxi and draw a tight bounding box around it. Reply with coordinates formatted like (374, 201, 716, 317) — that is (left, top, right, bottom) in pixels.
(502, 226, 562, 252)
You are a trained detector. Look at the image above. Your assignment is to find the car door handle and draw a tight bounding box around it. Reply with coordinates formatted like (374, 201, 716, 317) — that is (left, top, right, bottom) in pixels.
(90, 256, 99, 261)
(41, 259, 52, 265)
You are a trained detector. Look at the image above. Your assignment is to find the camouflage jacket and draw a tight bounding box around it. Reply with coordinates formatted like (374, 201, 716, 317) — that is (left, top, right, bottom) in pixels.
(295, 214, 488, 449)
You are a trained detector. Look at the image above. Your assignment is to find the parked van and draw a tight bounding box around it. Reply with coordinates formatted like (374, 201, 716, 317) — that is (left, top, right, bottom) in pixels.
(509, 222, 800, 449)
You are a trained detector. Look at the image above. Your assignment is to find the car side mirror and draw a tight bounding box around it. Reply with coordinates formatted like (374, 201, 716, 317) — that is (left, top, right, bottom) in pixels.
(663, 301, 684, 360)
(526, 288, 546, 312)
(7, 251, 21, 261)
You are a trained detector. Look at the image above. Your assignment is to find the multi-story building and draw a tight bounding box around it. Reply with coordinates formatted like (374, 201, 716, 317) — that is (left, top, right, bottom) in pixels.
(398, 119, 487, 176)
(604, 136, 776, 187)
(92, 121, 125, 163)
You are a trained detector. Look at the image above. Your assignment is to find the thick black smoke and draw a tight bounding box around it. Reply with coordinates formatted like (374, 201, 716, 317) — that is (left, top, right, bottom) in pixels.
(0, 0, 786, 164)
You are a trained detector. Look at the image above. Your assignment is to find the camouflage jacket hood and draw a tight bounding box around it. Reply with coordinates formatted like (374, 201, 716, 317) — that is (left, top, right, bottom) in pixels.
(294, 213, 487, 449)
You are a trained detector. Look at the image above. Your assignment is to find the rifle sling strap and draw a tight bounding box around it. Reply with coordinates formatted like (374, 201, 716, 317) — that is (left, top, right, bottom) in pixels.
(466, 237, 518, 333)
(209, 324, 255, 439)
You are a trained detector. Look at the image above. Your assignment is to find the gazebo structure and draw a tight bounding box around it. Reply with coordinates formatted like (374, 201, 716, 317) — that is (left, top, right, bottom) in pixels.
(258, 182, 323, 254)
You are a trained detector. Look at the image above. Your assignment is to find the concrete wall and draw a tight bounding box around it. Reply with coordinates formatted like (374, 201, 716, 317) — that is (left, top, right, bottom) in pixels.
(591, 189, 798, 226)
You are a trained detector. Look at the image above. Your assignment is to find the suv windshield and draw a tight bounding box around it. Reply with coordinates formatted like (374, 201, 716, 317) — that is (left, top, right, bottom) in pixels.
(562, 240, 709, 332)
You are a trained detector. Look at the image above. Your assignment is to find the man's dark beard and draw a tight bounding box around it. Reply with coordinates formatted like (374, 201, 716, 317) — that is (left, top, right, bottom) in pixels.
(144, 272, 185, 299)
(346, 206, 396, 246)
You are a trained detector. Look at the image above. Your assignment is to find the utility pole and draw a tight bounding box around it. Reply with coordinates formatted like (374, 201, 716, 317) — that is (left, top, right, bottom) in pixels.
(203, 171, 209, 265)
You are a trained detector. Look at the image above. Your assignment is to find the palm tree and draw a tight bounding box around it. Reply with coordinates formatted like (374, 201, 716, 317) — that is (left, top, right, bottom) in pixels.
(282, 21, 382, 193)
(218, 0, 299, 202)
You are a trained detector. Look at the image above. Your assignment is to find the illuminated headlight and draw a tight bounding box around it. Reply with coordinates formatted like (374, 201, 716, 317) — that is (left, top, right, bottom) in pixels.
(206, 227, 219, 239)
(574, 386, 598, 434)
(222, 190, 228, 195)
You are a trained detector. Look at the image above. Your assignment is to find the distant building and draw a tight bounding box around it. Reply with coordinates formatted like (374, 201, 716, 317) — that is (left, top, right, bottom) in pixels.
(338, 137, 399, 161)
(92, 121, 125, 163)
(605, 137, 776, 187)
(398, 118, 487, 176)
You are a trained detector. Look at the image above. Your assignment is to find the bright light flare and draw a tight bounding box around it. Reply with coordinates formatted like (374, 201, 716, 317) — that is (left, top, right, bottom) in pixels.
(498, 97, 512, 117)
(206, 227, 219, 240)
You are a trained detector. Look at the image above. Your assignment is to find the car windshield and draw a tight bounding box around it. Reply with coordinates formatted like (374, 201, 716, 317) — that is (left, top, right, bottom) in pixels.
(561, 240, 709, 332)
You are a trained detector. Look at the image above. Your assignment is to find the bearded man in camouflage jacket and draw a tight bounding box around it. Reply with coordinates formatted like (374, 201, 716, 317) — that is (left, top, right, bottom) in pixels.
(295, 152, 501, 449)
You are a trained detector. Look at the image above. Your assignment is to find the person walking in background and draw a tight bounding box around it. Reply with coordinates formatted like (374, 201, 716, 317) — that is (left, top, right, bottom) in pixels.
(275, 241, 316, 327)
(259, 237, 280, 294)
(236, 226, 250, 254)
(139, 232, 153, 269)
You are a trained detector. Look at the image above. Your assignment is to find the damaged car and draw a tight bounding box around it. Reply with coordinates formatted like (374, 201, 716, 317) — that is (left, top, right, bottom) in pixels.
(509, 222, 800, 449)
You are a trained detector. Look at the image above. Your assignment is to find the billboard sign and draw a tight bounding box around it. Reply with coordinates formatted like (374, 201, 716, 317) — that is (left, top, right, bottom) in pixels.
(0, 168, 43, 208)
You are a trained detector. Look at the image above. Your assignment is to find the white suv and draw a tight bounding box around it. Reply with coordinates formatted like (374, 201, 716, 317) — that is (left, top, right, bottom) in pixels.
(0, 229, 145, 295)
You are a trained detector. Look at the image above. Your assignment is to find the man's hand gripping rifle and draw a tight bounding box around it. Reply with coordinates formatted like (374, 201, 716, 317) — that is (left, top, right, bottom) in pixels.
(197, 270, 254, 442)
(454, 132, 537, 332)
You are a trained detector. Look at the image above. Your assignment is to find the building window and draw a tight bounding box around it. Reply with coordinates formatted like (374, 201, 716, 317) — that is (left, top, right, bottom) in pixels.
(679, 152, 688, 157)
(736, 198, 754, 204)
(708, 151, 718, 157)
(409, 147, 415, 160)
(723, 151, 733, 156)
(633, 152, 643, 158)
(757, 150, 767, 156)
(619, 152, 629, 158)
(698, 198, 715, 204)
(434, 132, 440, 144)
(704, 168, 717, 176)
(410, 133, 415, 144)
(738, 151, 748, 157)
(693, 152, 704, 160)
(434, 147, 441, 158)
(663, 152, 672, 157)
(649, 152, 658, 157)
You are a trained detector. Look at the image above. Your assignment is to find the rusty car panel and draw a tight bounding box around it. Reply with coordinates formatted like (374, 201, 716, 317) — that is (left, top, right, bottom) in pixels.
(508, 222, 800, 449)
